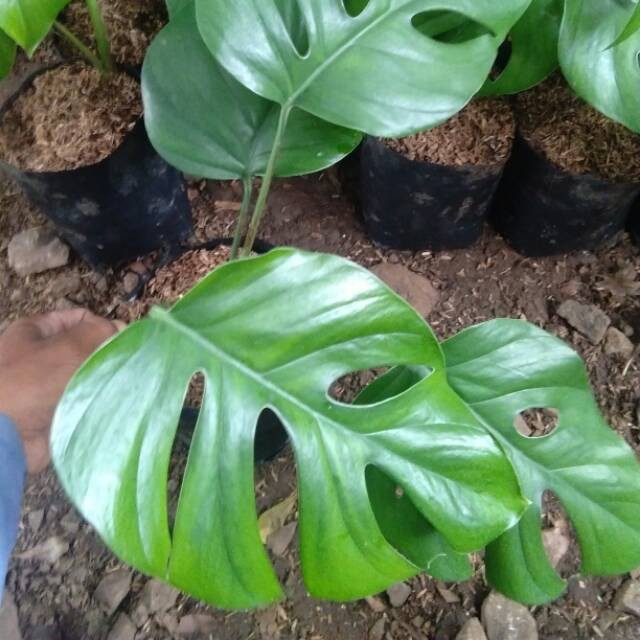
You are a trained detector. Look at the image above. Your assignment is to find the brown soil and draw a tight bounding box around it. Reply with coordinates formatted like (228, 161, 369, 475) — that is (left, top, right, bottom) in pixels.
(1, 171, 639, 639)
(382, 98, 515, 166)
(0, 63, 142, 172)
(62, 0, 167, 66)
(516, 74, 640, 183)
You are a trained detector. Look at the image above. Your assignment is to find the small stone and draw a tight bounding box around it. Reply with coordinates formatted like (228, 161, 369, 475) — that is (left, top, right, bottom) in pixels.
(541, 520, 570, 568)
(456, 618, 487, 640)
(386, 582, 412, 608)
(60, 509, 81, 535)
(604, 328, 634, 358)
(365, 595, 387, 613)
(8, 227, 70, 276)
(371, 263, 440, 318)
(177, 614, 217, 637)
(267, 521, 297, 557)
(436, 583, 460, 604)
(49, 272, 82, 297)
(137, 579, 179, 615)
(17, 536, 68, 564)
(0, 591, 22, 640)
(27, 509, 45, 533)
(369, 618, 386, 640)
(159, 613, 179, 635)
(122, 272, 140, 295)
(596, 610, 621, 633)
(411, 615, 424, 629)
(613, 579, 640, 617)
(557, 300, 610, 344)
(94, 569, 132, 616)
(106, 613, 136, 640)
(482, 592, 538, 640)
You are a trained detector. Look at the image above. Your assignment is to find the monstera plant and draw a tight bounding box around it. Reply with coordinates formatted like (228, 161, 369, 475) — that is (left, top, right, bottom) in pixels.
(50, 0, 640, 611)
(0, 0, 113, 78)
(482, 0, 640, 132)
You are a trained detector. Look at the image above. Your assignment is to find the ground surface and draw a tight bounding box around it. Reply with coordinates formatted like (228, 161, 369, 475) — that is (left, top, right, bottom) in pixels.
(1, 171, 639, 640)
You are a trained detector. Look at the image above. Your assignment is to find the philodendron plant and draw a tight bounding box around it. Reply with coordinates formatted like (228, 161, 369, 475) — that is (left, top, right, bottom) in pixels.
(0, 0, 113, 78)
(51, 0, 640, 612)
(482, 0, 640, 132)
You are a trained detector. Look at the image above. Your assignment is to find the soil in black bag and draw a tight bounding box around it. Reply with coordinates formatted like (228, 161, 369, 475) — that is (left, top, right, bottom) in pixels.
(492, 74, 640, 256)
(360, 98, 515, 251)
(0, 63, 191, 269)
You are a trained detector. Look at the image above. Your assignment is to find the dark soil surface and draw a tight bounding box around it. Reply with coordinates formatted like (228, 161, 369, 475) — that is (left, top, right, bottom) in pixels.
(0, 63, 142, 172)
(382, 99, 515, 166)
(1, 171, 639, 640)
(516, 74, 640, 183)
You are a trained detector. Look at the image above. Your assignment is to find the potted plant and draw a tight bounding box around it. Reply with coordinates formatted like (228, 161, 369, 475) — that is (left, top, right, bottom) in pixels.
(0, 0, 191, 269)
(50, 0, 640, 612)
(483, 0, 640, 256)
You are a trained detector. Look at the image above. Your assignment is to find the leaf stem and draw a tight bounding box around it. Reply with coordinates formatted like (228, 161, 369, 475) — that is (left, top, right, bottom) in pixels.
(230, 178, 254, 260)
(241, 104, 292, 256)
(85, 0, 113, 73)
(54, 21, 104, 72)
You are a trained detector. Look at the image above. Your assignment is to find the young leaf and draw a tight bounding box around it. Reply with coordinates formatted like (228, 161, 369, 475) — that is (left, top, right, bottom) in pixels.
(0, 28, 16, 78)
(559, 0, 640, 132)
(443, 320, 640, 604)
(195, 0, 531, 137)
(142, 4, 362, 180)
(611, 2, 640, 47)
(481, 0, 563, 96)
(52, 249, 525, 609)
(0, 0, 71, 55)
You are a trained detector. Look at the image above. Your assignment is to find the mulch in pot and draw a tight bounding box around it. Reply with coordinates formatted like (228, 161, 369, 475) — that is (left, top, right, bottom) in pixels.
(491, 74, 640, 257)
(360, 98, 515, 252)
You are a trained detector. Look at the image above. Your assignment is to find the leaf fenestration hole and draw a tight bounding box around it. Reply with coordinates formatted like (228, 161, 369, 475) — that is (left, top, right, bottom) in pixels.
(342, 0, 370, 18)
(411, 10, 494, 44)
(275, 0, 310, 57)
(514, 408, 559, 438)
(329, 367, 390, 404)
(490, 38, 513, 81)
(541, 490, 579, 579)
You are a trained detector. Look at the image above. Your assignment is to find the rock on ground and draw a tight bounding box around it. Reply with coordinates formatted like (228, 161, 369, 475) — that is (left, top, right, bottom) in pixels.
(94, 569, 132, 616)
(0, 591, 22, 640)
(7, 227, 70, 277)
(481, 592, 538, 640)
(456, 618, 487, 640)
(604, 327, 635, 358)
(136, 579, 179, 617)
(386, 582, 412, 608)
(614, 580, 640, 617)
(369, 617, 386, 640)
(106, 613, 136, 640)
(556, 300, 610, 344)
(371, 263, 439, 318)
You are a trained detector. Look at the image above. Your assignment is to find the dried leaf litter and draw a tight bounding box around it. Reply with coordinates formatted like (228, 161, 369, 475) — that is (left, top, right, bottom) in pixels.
(516, 74, 640, 183)
(0, 63, 142, 172)
(382, 98, 516, 166)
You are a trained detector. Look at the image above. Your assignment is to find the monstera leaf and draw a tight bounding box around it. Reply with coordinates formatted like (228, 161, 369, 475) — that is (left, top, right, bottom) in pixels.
(0, 0, 70, 55)
(611, 2, 640, 46)
(52, 250, 525, 609)
(195, 0, 530, 136)
(142, 4, 361, 180)
(559, 0, 640, 132)
(0, 29, 15, 78)
(443, 320, 640, 604)
(481, 0, 562, 96)
(165, 0, 191, 19)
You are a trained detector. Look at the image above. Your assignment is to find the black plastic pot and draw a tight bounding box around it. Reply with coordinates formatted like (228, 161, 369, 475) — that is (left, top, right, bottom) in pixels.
(148, 237, 289, 464)
(491, 135, 640, 257)
(358, 136, 506, 251)
(0, 67, 192, 270)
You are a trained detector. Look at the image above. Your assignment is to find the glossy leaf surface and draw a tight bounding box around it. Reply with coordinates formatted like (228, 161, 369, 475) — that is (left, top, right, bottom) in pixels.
(0, 28, 15, 78)
(612, 2, 640, 46)
(481, 0, 562, 96)
(142, 5, 362, 180)
(559, 0, 640, 132)
(52, 250, 525, 609)
(443, 320, 640, 604)
(195, 0, 530, 136)
(0, 0, 70, 54)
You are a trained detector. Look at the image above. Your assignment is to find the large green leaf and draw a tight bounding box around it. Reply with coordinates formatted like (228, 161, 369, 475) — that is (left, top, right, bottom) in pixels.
(165, 0, 191, 19)
(142, 4, 361, 180)
(481, 0, 562, 96)
(559, 0, 640, 132)
(0, 28, 16, 78)
(52, 250, 525, 609)
(442, 320, 640, 604)
(0, 0, 70, 55)
(195, 0, 530, 137)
